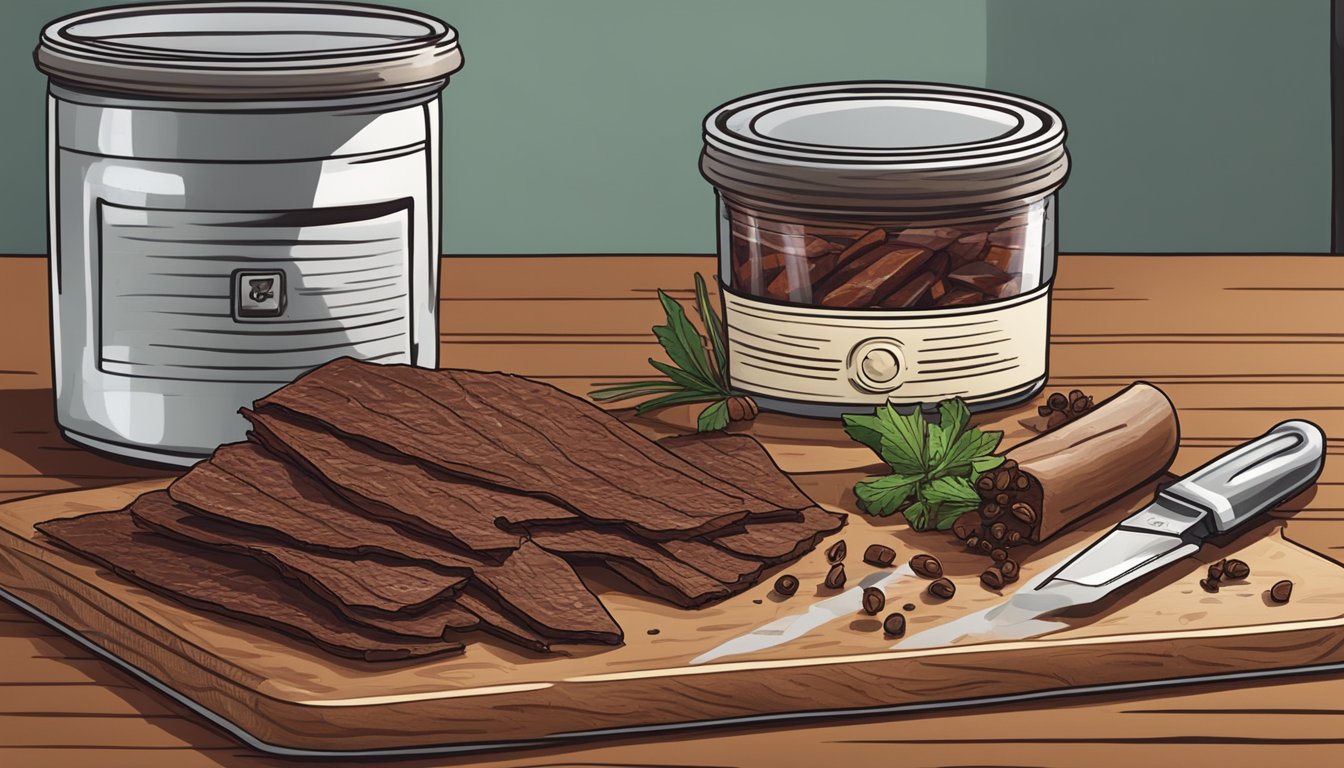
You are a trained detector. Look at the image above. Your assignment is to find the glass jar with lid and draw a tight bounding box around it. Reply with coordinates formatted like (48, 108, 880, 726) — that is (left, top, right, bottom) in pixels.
(701, 82, 1069, 415)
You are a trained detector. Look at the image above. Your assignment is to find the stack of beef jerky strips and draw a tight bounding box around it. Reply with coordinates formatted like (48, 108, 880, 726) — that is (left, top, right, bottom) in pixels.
(39, 359, 845, 662)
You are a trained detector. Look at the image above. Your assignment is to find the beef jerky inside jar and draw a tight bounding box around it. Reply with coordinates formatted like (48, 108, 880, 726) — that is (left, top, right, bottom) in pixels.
(700, 82, 1070, 416)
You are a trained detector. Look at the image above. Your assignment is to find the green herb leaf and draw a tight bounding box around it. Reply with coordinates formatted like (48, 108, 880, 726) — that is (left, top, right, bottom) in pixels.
(588, 380, 687, 402)
(694, 273, 730, 389)
(921, 475, 980, 507)
(934, 503, 975, 531)
(654, 290, 719, 391)
(912, 477, 981, 533)
(938, 427, 1004, 475)
(856, 474, 921, 516)
(633, 390, 725, 413)
(928, 398, 970, 464)
(878, 404, 926, 470)
(903, 500, 932, 530)
(843, 396, 1007, 530)
(647, 359, 718, 394)
(971, 453, 1006, 473)
(587, 278, 744, 423)
(842, 412, 889, 456)
(938, 398, 971, 438)
(696, 399, 731, 432)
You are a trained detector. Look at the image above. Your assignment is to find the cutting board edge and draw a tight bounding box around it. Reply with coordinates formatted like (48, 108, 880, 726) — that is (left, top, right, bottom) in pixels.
(7, 519, 1344, 753)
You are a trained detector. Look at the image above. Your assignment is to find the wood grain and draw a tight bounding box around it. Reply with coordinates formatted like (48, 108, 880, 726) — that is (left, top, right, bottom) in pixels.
(2, 253, 1344, 766)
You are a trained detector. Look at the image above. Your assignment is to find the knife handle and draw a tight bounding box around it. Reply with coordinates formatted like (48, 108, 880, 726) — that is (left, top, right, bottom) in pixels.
(1160, 420, 1326, 534)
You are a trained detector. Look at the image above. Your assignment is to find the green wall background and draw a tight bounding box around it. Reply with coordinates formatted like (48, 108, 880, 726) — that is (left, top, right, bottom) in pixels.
(0, 1, 1329, 254)
(987, 0, 1330, 253)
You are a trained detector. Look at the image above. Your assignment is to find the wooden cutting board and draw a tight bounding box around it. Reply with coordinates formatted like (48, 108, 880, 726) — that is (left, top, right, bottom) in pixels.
(1, 440, 1343, 756)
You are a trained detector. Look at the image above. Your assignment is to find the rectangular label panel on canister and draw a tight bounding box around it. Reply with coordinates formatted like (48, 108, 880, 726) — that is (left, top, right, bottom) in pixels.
(97, 199, 414, 384)
(723, 287, 1049, 408)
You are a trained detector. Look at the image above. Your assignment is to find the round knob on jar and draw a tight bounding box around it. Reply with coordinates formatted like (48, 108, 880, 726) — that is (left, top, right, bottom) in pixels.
(860, 348, 901, 384)
(850, 340, 906, 392)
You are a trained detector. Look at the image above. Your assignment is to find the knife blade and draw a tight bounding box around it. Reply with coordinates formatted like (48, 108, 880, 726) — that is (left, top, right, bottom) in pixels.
(691, 567, 915, 665)
(896, 419, 1326, 649)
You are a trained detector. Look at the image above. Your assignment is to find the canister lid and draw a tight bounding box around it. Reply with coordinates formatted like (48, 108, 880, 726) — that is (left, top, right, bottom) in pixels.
(701, 82, 1069, 217)
(35, 2, 462, 100)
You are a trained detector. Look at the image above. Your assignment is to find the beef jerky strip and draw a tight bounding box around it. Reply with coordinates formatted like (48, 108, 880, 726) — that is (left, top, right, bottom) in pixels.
(659, 433, 847, 564)
(170, 443, 620, 644)
(890, 226, 960, 252)
(729, 220, 833, 264)
(469, 540, 621, 644)
(256, 359, 778, 538)
(169, 443, 494, 572)
(246, 406, 543, 551)
(376, 368, 799, 526)
(763, 251, 838, 301)
(135, 492, 552, 652)
(522, 523, 766, 607)
(962, 383, 1179, 549)
(657, 433, 815, 511)
(816, 245, 934, 308)
(490, 433, 804, 531)
(38, 511, 461, 662)
(946, 261, 1012, 294)
(451, 590, 550, 652)
(945, 231, 990, 266)
(528, 526, 731, 608)
(247, 410, 771, 604)
(319, 593, 475, 641)
(657, 538, 764, 589)
(729, 239, 780, 296)
(132, 491, 466, 616)
(510, 433, 819, 597)
(709, 506, 848, 565)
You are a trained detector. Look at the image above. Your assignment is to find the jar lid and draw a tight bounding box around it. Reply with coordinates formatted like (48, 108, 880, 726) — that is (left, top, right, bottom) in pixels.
(701, 82, 1068, 217)
(35, 2, 462, 100)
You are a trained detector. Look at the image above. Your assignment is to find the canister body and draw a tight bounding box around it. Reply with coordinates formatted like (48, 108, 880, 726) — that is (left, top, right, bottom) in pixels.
(48, 85, 441, 464)
(716, 195, 1055, 415)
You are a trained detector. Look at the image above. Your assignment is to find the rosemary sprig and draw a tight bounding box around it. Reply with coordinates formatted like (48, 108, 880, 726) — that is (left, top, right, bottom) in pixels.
(589, 273, 747, 432)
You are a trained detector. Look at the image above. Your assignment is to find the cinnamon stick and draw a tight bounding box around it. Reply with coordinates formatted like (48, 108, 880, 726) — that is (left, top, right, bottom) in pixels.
(962, 383, 1179, 550)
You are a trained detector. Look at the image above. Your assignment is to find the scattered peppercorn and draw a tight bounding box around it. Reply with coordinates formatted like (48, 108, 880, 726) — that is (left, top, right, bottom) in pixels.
(825, 539, 847, 563)
(882, 612, 906, 637)
(824, 562, 847, 589)
(1269, 580, 1293, 603)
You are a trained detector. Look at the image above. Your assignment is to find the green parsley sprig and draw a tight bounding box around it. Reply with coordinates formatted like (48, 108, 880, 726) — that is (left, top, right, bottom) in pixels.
(589, 273, 747, 432)
(843, 398, 1005, 530)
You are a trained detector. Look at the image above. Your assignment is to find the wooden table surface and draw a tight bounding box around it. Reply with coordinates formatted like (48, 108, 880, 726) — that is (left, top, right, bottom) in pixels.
(2, 253, 1343, 767)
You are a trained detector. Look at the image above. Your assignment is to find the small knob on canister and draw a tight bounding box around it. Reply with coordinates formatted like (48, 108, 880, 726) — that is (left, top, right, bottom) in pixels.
(850, 340, 906, 392)
(860, 348, 901, 384)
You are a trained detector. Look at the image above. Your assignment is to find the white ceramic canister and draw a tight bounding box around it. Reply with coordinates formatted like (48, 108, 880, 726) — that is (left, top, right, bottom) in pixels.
(34, 2, 462, 465)
(701, 82, 1069, 416)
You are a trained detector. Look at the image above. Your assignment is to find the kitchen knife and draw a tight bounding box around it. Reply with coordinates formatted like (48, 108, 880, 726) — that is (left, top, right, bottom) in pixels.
(898, 419, 1327, 648)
